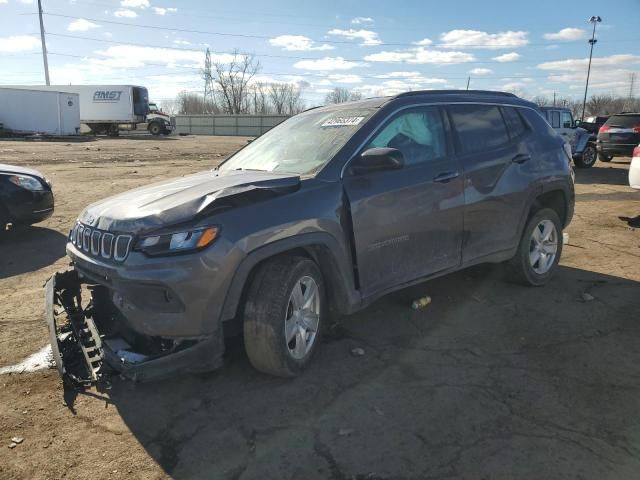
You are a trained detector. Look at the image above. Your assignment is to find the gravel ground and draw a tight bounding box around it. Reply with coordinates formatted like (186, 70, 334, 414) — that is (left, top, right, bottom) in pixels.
(0, 135, 639, 480)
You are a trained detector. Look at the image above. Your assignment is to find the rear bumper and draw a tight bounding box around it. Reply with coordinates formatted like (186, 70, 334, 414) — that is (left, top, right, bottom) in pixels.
(596, 142, 635, 157)
(44, 269, 224, 385)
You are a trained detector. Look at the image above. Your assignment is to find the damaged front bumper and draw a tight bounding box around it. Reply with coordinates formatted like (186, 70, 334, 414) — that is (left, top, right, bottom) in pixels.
(45, 269, 223, 386)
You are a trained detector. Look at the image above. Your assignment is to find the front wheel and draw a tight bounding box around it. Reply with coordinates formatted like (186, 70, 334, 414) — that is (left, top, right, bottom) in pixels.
(574, 144, 597, 168)
(506, 208, 563, 286)
(148, 123, 162, 136)
(599, 152, 613, 162)
(243, 256, 325, 377)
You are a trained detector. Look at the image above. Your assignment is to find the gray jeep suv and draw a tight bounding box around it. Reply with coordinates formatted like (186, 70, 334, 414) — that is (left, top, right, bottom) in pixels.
(46, 90, 575, 384)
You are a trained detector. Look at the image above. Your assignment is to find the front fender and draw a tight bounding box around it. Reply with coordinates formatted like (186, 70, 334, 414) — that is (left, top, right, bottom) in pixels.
(219, 231, 359, 322)
(574, 132, 595, 154)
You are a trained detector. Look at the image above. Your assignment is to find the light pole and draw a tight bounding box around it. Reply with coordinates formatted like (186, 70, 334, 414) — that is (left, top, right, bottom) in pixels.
(581, 15, 601, 120)
(37, 0, 50, 85)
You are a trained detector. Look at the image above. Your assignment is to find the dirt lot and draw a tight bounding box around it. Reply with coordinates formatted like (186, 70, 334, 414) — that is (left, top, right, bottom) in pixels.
(0, 135, 639, 480)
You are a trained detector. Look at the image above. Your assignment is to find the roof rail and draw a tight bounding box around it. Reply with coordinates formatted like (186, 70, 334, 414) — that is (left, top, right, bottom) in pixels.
(394, 89, 517, 99)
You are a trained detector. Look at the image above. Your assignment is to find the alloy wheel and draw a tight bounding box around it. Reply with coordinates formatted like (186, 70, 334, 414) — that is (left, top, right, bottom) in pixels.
(284, 276, 320, 359)
(529, 219, 558, 274)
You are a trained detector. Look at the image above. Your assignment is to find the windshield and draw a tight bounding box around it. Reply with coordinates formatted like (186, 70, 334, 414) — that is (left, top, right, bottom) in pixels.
(218, 107, 375, 175)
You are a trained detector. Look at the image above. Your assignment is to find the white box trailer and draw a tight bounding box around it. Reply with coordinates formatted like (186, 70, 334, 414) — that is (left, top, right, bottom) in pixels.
(6, 85, 149, 136)
(0, 87, 80, 135)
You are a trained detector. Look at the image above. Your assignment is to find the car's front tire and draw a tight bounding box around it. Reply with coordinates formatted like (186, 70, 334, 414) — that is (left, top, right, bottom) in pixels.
(598, 152, 613, 162)
(574, 144, 597, 168)
(507, 208, 563, 286)
(243, 255, 325, 377)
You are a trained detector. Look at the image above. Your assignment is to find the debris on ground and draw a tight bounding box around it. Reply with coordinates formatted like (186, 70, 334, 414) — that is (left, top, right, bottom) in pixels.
(350, 347, 365, 357)
(11, 437, 24, 444)
(582, 292, 595, 302)
(8, 442, 17, 449)
(563, 232, 570, 245)
(411, 296, 432, 310)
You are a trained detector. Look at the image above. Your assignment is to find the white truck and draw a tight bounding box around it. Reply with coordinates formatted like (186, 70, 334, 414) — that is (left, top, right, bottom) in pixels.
(6, 85, 160, 136)
(0, 87, 80, 136)
(145, 102, 173, 135)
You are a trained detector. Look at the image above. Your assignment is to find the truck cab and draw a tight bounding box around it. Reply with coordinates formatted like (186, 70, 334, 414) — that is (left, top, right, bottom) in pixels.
(145, 102, 173, 136)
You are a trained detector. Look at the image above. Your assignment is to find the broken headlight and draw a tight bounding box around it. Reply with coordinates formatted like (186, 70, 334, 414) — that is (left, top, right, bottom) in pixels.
(134, 226, 219, 256)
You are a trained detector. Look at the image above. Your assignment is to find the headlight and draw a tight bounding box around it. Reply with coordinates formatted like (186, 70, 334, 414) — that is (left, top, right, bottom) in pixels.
(8, 175, 45, 191)
(134, 226, 219, 256)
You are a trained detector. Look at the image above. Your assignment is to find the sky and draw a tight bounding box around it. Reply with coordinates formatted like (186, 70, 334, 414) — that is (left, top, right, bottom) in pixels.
(0, 0, 639, 106)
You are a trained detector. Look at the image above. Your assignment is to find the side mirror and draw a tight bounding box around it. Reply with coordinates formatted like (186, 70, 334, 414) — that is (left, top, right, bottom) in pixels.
(574, 120, 581, 128)
(350, 147, 404, 176)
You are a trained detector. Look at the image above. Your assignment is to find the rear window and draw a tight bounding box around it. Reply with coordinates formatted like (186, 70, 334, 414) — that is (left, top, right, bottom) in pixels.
(449, 104, 510, 154)
(605, 115, 640, 128)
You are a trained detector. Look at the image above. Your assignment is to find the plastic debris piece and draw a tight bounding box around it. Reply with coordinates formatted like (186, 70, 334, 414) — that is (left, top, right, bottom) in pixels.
(411, 296, 432, 310)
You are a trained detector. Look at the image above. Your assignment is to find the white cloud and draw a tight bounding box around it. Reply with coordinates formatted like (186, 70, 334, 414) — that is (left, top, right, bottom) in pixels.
(365, 47, 475, 64)
(153, 7, 177, 15)
(537, 54, 640, 71)
(543, 28, 586, 41)
(469, 68, 493, 75)
(328, 74, 363, 84)
(104, 32, 113, 37)
(67, 19, 101, 32)
(0, 1, 8, 5)
(120, 0, 148, 8)
(17, 0, 34, 3)
(374, 71, 423, 79)
(327, 28, 381, 46)
(413, 38, 433, 46)
(356, 77, 451, 97)
(114, 9, 137, 18)
(500, 81, 529, 92)
(440, 29, 528, 49)
(269, 35, 334, 51)
(293, 56, 364, 71)
(173, 39, 192, 46)
(0, 35, 39, 53)
(493, 52, 520, 62)
(351, 17, 373, 25)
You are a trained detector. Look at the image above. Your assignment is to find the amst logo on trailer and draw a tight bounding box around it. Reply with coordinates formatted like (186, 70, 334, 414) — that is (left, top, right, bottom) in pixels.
(93, 91, 123, 102)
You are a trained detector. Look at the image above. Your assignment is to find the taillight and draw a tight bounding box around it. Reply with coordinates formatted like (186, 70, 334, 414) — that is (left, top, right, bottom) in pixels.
(633, 146, 640, 158)
(599, 125, 610, 133)
(633, 125, 640, 134)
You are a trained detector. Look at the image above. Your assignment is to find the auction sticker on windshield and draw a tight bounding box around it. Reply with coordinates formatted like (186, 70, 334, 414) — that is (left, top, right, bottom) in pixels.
(321, 116, 365, 128)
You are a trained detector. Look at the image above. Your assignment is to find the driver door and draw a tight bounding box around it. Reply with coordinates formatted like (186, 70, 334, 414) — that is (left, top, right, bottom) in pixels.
(342, 106, 464, 297)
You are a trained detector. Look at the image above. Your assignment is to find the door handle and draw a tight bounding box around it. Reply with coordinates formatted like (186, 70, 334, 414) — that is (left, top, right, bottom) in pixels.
(433, 171, 460, 183)
(512, 154, 531, 164)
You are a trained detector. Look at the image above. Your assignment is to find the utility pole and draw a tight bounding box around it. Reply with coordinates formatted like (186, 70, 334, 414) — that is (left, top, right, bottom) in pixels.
(628, 72, 636, 99)
(466, 76, 470, 90)
(581, 15, 601, 121)
(37, 0, 50, 85)
(553, 91, 556, 106)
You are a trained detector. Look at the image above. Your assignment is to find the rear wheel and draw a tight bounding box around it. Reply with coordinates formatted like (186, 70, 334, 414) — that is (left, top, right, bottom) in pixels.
(507, 208, 563, 286)
(598, 152, 613, 162)
(574, 144, 597, 168)
(243, 256, 325, 377)
(107, 124, 120, 137)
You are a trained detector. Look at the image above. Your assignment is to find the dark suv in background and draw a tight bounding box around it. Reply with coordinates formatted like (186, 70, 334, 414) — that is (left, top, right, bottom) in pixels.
(597, 113, 640, 161)
(47, 90, 575, 384)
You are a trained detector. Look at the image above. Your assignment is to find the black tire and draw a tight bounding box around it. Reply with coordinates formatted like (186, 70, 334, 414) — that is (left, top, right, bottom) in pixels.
(574, 144, 597, 168)
(107, 124, 120, 137)
(598, 152, 613, 162)
(148, 123, 162, 136)
(162, 129, 171, 136)
(243, 255, 325, 377)
(506, 208, 563, 286)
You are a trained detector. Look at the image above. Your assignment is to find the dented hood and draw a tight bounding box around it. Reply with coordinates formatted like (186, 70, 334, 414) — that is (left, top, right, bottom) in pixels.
(78, 169, 300, 233)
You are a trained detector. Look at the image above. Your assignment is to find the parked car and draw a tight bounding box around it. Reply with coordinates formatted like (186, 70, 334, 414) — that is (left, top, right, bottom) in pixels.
(579, 115, 609, 134)
(46, 90, 575, 385)
(539, 107, 597, 168)
(0, 164, 54, 231)
(630, 145, 640, 189)
(597, 113, 640, 161)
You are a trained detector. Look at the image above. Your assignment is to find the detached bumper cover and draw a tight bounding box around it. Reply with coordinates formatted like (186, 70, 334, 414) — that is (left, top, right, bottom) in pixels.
(44, 269, 224, 386)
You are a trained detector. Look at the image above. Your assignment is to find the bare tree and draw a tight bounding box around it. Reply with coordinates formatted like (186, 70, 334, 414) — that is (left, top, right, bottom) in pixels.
(175, 91, 218, 114)
(268, 83, 289, 114)
(212, 49, 261, 114)
(324, 87, 362, 104)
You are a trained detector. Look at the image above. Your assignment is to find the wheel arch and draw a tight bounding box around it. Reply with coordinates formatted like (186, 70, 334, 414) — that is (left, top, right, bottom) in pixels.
(220, 232, 359, 324)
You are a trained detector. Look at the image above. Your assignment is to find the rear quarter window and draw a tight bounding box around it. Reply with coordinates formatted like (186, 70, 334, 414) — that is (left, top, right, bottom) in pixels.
(502, 107, 528, 139)
(448, 104, 510, 154)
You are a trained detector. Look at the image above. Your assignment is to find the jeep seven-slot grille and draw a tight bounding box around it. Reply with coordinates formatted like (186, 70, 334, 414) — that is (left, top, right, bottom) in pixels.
(70, 223, 132, 262)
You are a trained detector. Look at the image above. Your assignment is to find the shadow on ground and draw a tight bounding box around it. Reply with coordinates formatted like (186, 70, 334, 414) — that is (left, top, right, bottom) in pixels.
(574, 162, 630, 186)
(98, 264, 640, 480)
(0, 226, 67, 279)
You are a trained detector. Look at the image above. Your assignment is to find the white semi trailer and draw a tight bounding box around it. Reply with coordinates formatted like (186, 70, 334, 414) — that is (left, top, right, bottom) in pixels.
(0, 87, 80, 136)
(6, 85, 150, 136)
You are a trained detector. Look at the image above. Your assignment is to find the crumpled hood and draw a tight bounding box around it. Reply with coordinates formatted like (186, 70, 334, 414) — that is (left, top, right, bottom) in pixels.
(78, 169, 300, 233)
(0, 163, 46, 179)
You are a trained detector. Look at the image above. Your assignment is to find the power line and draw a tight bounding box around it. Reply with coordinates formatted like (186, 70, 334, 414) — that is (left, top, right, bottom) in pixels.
(39, 12, 639, 49)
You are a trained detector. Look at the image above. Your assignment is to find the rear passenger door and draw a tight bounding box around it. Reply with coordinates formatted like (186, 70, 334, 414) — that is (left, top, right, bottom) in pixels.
(448, 104, 532, 263)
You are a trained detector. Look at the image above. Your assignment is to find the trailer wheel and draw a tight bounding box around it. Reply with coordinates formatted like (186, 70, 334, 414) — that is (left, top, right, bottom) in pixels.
(107, 124, 119, 137)
(148, 122, 162, 136)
